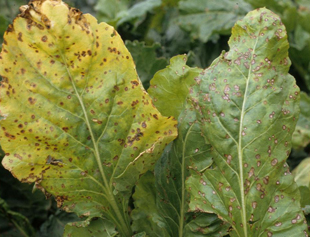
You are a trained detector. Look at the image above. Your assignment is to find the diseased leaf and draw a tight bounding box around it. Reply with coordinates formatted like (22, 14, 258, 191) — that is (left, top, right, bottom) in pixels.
(292, 92, 310, 150)
(245, 0, 297, 32)
(177, 0, 252, 42)
(0, 0, 177, 235)
(292, 157, 310, 188)
(148, 55, 203, 118)
(187, 8, 308, 236)
(125, 40, 168, 89)
(64, 218, 117, 237)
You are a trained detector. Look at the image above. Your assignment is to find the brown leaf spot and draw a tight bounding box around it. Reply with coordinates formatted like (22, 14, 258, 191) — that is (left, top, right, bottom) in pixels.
(18, 32, 23, 42)
(271, 158, 278, 166)
(28, 97, 37, 105)
(41, 35, 48, 42)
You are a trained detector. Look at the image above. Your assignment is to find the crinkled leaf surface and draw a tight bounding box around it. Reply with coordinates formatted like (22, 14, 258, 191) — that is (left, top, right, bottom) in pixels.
(0, 0, 177, 235)
(177, 0, 252, 42)
(131, 171, 170, 237)
(292, 92, 310, 150)
(125, 40, 168, 90)
(64, 218, 117, 237)
(148, 55, 203, 118)
(187, 8, 308, 236)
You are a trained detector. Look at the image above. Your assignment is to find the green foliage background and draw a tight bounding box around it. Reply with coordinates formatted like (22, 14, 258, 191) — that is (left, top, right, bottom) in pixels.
(0, 0, 309, 236)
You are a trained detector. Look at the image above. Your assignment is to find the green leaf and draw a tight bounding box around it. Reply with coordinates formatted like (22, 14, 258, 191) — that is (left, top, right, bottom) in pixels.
(289, 0, 310, 91)
(298, 186, 310, 212)
(0, 197, 35, 237)
(95, 0, 161, 29)
(94, 0, 130, 26)
(38, 209, 79, 237)
(292, 92, 310, 150)
(0, 15, 9, 51)
(184, 213, 229, 237)
(148, 55, 203, 118)
(0, 1, 177, 236)
(64, 218, 118, 237)
(146, 56, 228, 236)
(131, 171, 170, 237)
(117, 0, 162, 28)
(177, 0, 252, 42)
(187, 8, 308, 236)
(125, 40, 168, 89)
(292, 157, 310, 188)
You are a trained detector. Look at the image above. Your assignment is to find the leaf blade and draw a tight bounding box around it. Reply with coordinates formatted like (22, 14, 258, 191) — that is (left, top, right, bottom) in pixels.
(187, 8, 308, 236)
(0, 0, 177, 234)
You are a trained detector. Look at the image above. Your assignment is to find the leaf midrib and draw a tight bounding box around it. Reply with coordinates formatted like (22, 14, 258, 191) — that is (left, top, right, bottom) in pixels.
(238, 35, 259, 236)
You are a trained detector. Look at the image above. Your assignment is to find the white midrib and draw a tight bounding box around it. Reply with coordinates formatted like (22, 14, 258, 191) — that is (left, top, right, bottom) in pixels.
(238, 36, 259, 237)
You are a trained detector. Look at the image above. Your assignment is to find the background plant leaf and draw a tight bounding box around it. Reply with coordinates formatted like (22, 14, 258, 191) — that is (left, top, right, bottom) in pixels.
(0, 197, 35, 237)
(289, 0, 310, 91)
(177, 0, 252, 42)
(0, 0, 177, 235)
(125, 40, 168, 89)
(187, 8, 308, 236)
(292, 92, 310, 150)
(38, 208, 80, 237)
